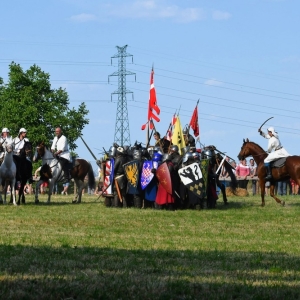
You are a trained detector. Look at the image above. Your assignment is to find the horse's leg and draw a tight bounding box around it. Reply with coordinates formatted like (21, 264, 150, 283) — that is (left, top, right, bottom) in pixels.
(35, 180, 42, 204)
(72, 178, 82, 204)
(18, 180, 26, 205)
(3, 181, 7, 205)
(47, 180, 54, 203)
(270, 183, 285, 206)
(259, 180, 266, 207)
(11, 179, 17, 206)
(216, 179, 228, 205)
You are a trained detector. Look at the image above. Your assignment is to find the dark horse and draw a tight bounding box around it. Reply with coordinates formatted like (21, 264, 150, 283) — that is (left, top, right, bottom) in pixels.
(237, 138, 300, 207)
(12, 141, 33, 205)
(33, 141, 95, 204)
(203, 145, 238, 208)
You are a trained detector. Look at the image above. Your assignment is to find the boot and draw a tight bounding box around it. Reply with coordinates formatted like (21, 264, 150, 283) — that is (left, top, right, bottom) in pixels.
(265, 164, 272, 181)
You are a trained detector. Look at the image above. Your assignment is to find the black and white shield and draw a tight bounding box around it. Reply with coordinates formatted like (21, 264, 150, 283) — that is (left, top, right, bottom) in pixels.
(178, 162, 205, 198)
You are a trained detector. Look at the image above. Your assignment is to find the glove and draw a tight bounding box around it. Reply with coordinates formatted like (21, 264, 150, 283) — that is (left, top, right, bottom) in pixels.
(151, 168, 157, 174)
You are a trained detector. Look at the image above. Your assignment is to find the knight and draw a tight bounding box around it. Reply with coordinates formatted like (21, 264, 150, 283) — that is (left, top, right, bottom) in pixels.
(258, 126, 290, 180)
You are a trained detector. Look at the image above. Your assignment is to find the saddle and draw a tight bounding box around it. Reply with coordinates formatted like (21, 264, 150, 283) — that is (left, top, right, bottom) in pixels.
(270, 157, 286, 168)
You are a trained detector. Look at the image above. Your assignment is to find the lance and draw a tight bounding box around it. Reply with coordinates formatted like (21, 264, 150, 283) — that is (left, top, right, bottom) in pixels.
(216, 155, 227, 175)
(213, 147, 235, 162)
(258, 117, 274, 132)
(80, 135, 99, 164)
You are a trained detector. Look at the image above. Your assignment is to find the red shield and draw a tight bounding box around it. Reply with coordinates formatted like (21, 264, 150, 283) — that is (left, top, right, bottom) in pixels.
(156, 162, 172, 194)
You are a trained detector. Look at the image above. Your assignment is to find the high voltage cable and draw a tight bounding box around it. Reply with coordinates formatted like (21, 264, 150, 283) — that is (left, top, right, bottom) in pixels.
(132, 63, 300, 98)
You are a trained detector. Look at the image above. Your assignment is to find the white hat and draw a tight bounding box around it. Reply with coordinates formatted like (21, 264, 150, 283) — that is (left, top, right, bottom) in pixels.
(2, 128, 9, 133)
(19, 128, 27, 134)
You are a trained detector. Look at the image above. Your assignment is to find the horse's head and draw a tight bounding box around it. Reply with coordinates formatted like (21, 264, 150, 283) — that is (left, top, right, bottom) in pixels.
(5, 143, 14, 154)
(237, 138, 251, 161)
(20, 141, 33, 159)
(33, 141, 46, 162)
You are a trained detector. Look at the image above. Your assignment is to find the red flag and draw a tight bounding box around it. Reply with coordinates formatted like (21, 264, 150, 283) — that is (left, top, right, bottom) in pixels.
(147, 68, 160, 123)
(166, 114, 177, 141)
(189, 105, 199, 137)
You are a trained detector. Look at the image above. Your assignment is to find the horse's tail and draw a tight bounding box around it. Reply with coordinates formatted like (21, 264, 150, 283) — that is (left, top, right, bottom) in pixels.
(224, 160, 238, 190)
(87, 163, 96, 190)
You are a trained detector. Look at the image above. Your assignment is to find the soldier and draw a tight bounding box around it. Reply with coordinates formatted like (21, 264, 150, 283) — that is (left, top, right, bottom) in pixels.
(51, 127, 71, 183)
(183, 128, 196, 149)
(153, 131, 170, 153)
(259, 126, 290, 180)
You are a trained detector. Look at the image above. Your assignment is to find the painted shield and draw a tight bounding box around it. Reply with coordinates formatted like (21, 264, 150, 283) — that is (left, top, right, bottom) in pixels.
(178, 162, 205, 198)
(140, 160, 154, 190)
(200, 159, 209, 198)
(103, 158, 114, 196)
(156, 162, 172, 194)
(123, 160, 140, 194)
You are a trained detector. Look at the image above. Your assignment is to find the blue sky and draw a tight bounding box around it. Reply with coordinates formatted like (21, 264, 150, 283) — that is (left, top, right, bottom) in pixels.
(1, 0, 299, 171)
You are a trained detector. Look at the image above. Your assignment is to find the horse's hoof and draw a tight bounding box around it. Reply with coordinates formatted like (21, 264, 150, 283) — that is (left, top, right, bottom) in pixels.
(72, 200, 78, 204)
(35, 200, 39, 204)
(224, 201, 228, 205)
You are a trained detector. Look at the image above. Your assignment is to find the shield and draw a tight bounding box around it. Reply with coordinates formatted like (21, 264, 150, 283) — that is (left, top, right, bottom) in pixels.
(123, 160, 140, 194)
(103, 158, 114, 196)
(200, 159, 209, 198)
(140, 160, 154, 190)
(178, 162, 205, 198)
(156, 162, 172, 194)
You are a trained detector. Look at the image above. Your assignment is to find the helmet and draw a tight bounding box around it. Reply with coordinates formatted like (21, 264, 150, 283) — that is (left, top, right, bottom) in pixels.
(116, 146, 124, 155)
(153, 146, 160, 153)
(162, 153, 172, 162)
(182, 152, 193, 164)
(192, 152, 200, 160)
(109, 146, 117, 157)
(183, 128, 189, 135)
(133, 149, 141, 160)
(2, 128, 9, 133)
(181, 146, 190, 155)
(202, 149, 213, 160)
(19, 128, 27, 134)
(170, 145, 179, 154)
(152, 151, 163, 162)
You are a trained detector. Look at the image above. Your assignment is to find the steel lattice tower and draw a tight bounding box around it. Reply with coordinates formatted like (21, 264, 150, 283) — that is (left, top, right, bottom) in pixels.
(109, 45, 136, 146)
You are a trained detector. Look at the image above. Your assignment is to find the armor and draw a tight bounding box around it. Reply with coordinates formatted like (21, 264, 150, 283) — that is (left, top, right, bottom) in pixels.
(133, 149, 142, 160)
(109, 146, 117, 157)
(182, 152, 193, 164)
(170, 145, 179, 154)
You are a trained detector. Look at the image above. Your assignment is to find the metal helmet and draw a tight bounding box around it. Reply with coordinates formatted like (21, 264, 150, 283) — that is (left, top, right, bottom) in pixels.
(182, 152, 193, 164)
(153, 146, 161, 153)
(19, 128, 27, 134)
(133, 149, 142, 160)
(109, 146, 117, 157)
(170, 145, 179, 154)
(147, 147, 154, 158)
(202, 149, 213, 160)
(152, 151, 163, 162)
(183, 128, 189, 135)
(162, 153, 172, 162)
(181, 146, 190, 155)
(2, 128, 9, 133)
(192, 152, 200, 160)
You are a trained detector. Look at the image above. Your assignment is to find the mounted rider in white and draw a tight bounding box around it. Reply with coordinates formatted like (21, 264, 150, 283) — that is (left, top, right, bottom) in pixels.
(51, 127, 71, 183)
(259, 126, 289, 180)
(13, 128, 29, 157)
(0, 128, 13, 163)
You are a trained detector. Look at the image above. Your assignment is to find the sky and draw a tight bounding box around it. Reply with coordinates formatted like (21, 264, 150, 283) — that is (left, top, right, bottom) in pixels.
(1, 0, 300, 172)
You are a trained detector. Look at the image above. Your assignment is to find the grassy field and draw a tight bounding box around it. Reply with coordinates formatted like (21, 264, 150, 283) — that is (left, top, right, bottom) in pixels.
(0, 193, 300, 299)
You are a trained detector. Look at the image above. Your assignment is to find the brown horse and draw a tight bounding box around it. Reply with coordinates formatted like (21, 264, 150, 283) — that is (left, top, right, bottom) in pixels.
(33, 141, 95, 204)
(237, 138, 300, 207)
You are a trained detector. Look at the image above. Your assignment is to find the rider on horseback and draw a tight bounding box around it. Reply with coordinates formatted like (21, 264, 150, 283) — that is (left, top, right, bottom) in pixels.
(51, 127, 71, 183)
(259, 126, 290, 180)
(13, 128, 29, 156)
(0, 128, 13, 163)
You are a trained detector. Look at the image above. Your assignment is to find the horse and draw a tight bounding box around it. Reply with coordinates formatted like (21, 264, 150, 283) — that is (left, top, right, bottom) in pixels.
(13, 141, 33, 205)
(237, 138, 300, 207)
(33, 141, 95, 204)
(202, 145, 238, 208)
(0, 144, 17, 205)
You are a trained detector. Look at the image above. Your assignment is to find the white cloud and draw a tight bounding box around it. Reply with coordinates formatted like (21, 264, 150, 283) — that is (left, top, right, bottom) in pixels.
(107, 1, 205, 23)
(212, 10, 232, 21)
(204, 79, 223, 86)
(69, 13, 97, 22)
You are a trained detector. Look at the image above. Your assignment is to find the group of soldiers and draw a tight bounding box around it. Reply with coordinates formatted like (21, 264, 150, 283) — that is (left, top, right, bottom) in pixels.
(101, 129, 221, 210)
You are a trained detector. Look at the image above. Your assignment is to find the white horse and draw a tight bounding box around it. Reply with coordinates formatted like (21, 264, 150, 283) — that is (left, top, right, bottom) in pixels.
(0, 144, 17, 205)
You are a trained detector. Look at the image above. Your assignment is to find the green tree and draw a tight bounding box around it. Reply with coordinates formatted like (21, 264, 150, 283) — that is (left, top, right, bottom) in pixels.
(0, 62, 89, 150)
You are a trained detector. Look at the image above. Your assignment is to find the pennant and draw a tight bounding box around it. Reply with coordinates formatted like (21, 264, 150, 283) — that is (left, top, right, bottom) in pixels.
(189, 105, 199, 137)
(171, 116, 186, 154)
(147, 68, 160, 123)
(166, 114, 177, 141)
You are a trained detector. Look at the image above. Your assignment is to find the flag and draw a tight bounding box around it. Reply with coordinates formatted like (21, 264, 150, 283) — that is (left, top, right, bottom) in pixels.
(171, 116, 186, 154)
(166, 114, 177, 141)
(148, 68, 160, 125)
(189, 105, 199, 137)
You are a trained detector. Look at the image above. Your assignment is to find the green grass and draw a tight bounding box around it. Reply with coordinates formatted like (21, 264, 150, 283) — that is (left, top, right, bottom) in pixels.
(0, 194, 300, 299)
